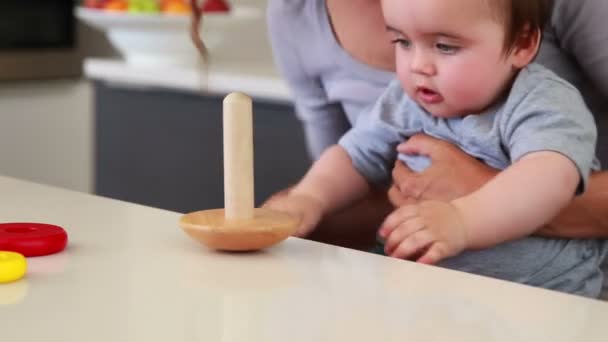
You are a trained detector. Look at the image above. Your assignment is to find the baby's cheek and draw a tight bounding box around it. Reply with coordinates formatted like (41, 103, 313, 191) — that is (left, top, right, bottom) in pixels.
(396, 73, 414, 95)
(445, 75, 493, 110)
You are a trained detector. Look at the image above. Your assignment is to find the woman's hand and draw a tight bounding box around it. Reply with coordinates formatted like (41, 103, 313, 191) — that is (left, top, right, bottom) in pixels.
(388, 134, 499, 207)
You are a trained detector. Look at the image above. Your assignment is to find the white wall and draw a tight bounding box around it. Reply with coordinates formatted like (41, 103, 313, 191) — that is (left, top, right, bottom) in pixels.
(0, 80, 94, 192)
(0, 21, 117, 193)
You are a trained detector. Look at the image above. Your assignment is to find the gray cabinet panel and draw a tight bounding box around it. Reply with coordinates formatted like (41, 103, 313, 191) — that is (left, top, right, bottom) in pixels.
(94, 82, 310, 213)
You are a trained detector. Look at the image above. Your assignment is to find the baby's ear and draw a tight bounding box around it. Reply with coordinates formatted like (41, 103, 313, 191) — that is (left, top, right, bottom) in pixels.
(510, 25, 542, 68)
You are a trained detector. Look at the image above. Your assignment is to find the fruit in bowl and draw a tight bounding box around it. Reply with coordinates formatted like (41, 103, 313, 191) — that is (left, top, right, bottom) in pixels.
(161, 0, 191, 14)
(82, 0, 230, 14)
(76, 1, 260, 67)
(201, 0, 230, 13)
(128, 0, 159, 13)
(105, 0, 129, 11)
(84, 0, 108, 9)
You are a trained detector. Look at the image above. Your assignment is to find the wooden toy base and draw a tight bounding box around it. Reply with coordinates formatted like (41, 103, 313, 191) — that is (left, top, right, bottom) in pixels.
(179, 208, 298, 251)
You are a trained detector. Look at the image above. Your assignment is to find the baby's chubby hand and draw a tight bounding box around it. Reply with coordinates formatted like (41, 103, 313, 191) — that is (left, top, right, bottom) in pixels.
(378, 200, 469, 264)
(262, 192, 324, 237)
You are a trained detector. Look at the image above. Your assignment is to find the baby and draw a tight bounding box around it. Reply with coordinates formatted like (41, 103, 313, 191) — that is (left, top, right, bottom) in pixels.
(266, 0, 606, 297)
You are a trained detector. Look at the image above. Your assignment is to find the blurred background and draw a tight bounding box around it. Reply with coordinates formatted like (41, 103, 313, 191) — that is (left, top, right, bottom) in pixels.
(0, 0, 309, 213)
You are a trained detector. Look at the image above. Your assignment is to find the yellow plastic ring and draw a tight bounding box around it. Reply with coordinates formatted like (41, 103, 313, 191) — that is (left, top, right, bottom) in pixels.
(0, 251, 27, 283)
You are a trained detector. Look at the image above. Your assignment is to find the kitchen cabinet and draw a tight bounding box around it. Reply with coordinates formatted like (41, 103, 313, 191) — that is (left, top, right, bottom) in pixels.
(94, 81, 310, 213)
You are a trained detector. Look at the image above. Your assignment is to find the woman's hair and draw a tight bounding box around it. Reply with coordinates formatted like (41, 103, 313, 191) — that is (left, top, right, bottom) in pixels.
(190, 0, 208, 61)
(487, 0, 554, 53)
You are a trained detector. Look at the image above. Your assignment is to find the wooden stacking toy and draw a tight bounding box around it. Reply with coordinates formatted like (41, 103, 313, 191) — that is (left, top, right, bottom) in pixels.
(179, 93, 298, 251)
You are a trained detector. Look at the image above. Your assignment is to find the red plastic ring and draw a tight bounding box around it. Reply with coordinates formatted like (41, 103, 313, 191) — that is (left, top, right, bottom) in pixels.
(0, 223, 68, 257)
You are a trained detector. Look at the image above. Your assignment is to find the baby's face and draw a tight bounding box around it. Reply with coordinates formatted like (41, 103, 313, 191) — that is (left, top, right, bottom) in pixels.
(382, 0, 520, 118)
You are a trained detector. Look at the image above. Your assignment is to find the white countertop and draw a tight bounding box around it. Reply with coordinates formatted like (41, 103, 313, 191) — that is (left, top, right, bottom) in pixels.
(1, 174, 607, 341)
(84, 58, 291, 102)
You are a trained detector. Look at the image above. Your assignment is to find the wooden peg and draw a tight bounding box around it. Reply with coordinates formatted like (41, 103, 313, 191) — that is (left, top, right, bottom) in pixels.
(179, 92, 297, 251)
(223, 92, 254, 221)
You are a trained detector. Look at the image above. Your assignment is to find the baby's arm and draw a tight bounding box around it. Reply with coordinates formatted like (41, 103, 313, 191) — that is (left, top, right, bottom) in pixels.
(535, 0, 608, 238)
(452, 151, 579, 249)
(277, 80, 407, 236)
(291, 145, 371, 213)
(265, 145, 370, 236)
(380, 70, 597, 263)
(380, 150, 580, 263)
(456, 69, 598, 248)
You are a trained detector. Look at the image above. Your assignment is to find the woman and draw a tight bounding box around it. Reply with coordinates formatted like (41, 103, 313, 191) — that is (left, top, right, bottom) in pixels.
(266, 0, 608, 249)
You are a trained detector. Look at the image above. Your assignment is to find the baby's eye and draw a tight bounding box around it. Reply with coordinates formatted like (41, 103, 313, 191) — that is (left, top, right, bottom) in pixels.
(391, 38, 412, 49)
(436, 43, 460, 54)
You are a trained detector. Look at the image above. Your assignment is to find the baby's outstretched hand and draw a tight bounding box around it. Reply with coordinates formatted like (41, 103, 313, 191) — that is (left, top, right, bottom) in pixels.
(263, 193, 324, 237)
(378, 201, 469, 264)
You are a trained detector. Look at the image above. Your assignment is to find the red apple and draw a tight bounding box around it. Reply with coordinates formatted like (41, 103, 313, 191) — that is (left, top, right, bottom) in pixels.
(84, 0, 109, 9)
(201, 0, 230, 13)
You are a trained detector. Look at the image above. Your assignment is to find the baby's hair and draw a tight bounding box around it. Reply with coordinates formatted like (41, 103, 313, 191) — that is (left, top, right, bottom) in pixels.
(487, 0, 554, 53)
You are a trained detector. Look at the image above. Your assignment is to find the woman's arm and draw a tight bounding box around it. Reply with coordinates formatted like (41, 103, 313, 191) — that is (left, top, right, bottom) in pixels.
(267, 1, 351, 160)
(537, 172, 608, 238)
(551, 0, 608, 96)
(389, 134, 608, 238)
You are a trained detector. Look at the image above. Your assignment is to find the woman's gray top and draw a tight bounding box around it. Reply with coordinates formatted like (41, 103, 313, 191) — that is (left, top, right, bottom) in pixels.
(267, 0, 608, 163)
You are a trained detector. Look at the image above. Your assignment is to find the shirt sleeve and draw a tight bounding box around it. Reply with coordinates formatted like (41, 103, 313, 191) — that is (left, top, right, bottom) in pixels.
(267, 1, 350, 160)
(552, 0, 608, 98)
(338, 80, 409, 186)
(502, 78, 598, 195)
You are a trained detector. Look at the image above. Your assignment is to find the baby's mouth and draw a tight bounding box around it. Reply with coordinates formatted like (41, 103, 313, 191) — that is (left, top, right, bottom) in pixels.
(415, 86, 443, 104)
